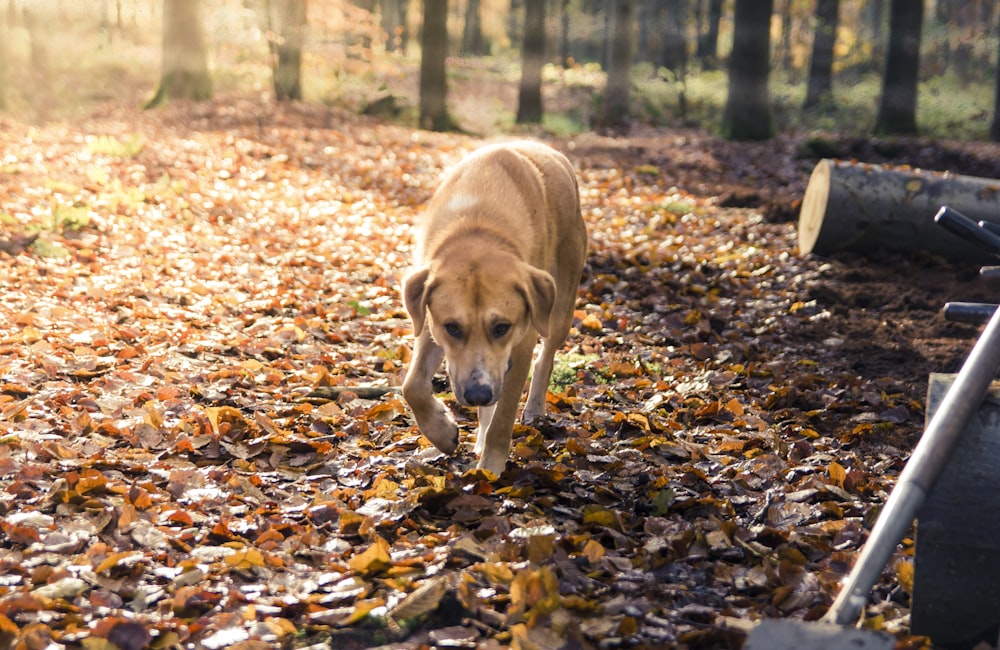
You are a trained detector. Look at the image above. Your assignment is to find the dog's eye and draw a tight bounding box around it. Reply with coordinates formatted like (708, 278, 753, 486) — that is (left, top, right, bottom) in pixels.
(492, 322, 511, 339)
(443, 322, 463, 339)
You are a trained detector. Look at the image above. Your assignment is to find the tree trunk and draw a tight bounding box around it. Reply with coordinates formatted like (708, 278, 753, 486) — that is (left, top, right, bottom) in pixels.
(803, 0, 839, 109)
(381, 0, 409, 51)
(146, 0, 211, 108)
(419, 0, 452, 131)
(516, 0, 545, 123)
(721, 0, 774, 140)
(874, 0, 922, 135)
(597, 0, 633, 130)
(660, 0, 687, 72)
(461, 0, 487, 55)
(695, 0, 722, 69)
(862, 0, 885, 71)
(270, 0, 306, 101)
(560, 0, 571, 67)
(992, 11, 1000, 141)
(798, 159, 1000, 265)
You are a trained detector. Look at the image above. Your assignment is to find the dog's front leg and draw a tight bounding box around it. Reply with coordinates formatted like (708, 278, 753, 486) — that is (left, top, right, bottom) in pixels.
(403, 328, 459, 454)
(475, 404, 496, 456)
(477, 336, 535, 475)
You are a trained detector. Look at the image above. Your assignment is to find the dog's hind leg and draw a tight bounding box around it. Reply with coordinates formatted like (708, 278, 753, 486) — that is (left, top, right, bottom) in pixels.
(523, 305, 575, 423)
(403, 328, 459, 454)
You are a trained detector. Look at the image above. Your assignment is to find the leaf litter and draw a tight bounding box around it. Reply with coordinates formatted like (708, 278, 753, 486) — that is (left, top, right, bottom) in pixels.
(1, 99, 999, 649)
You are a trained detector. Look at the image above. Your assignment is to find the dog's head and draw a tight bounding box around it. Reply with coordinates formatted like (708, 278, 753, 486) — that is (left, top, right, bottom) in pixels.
(403, 254, 556, 407)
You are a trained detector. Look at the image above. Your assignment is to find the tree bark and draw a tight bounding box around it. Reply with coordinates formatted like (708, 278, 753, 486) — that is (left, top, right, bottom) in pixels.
(419, 0, 452, 131)
(992, 12, 1000, 141)
(380, 0, 408, 52)
(597, 0, 633, 130)
(695, 0, 722, 69)
(270, 0, 306, 101)
(721, 0, 774, 140)
(803, 0, 839, 109)
(798, 159, 1000, 265)
(874, 0, 922, 135)
(461, 0, 487, 55)
(660, 0, 687, 72)
(146, 0, 211, 108)
(516, 0, 545, 123)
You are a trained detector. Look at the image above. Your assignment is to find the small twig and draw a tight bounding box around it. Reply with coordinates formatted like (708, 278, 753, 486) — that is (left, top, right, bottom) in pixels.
(301, 385, 401, 403)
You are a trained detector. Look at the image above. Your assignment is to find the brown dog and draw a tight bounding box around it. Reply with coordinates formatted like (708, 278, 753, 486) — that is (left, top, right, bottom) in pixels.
(401, 141, 588, 476)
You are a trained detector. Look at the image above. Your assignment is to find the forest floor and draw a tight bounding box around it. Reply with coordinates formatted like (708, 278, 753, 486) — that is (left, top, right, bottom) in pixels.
(2, 96, 1000, 649)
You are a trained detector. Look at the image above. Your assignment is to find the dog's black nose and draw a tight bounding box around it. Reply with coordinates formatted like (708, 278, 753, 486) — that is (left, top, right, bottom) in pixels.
(463, 383, 493, 406)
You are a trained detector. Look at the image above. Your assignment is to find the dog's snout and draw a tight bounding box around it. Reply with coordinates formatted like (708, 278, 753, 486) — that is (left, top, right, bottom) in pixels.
(463, 382, 494, 406)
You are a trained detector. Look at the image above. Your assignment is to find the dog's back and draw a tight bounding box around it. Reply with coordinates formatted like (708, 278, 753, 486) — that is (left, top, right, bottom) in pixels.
(417, 141, 585, 277)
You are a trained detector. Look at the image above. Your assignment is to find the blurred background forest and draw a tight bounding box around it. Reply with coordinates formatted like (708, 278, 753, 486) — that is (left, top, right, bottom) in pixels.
(0, 0, 996, 141)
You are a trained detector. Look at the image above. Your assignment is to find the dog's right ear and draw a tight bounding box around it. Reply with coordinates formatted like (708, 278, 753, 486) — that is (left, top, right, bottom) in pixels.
(402, 267, 432, 334)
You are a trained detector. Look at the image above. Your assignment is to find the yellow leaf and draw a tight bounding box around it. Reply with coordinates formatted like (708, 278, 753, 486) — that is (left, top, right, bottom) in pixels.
(348, 536, 391, 575)
(582, 504, 622, 530)
(896, 559, 914, 594)
(582, 539, 605, 564)
(95, 551, 142, 575)
(479, 562, 514, 585)
(224, 547, 265, 570)
(829, 461, 847, 488)
(341, 598, 384, 625)
(509, 565, 561, 624)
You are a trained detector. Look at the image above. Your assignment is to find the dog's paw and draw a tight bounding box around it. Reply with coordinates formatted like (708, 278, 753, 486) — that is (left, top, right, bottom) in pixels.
(421, 408, 460, 454)
(521, 405, 547, 425)
(476, 453, 507, 477)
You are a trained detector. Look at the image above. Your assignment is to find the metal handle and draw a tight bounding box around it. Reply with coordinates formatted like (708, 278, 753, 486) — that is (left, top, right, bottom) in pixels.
(934, 206, 1000, 258)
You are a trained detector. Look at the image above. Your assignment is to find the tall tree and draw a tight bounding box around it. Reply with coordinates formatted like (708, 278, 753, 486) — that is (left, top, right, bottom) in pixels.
(721, 0, 774, 140)
(660, 0, 688, 72)
(874, 0, 922, 135)
(380, 0, 408, 52)
(516, 0, 545, 123)
(861, 0, 885, 72)
(462, 0, 487, 55)
(419, 0, 452, 130)
(559, 0, 571, 67)
(146, 0, 211, 108)
(991, 12, 1000, 141)
(267, 0, 307, 101)
(804, 0, 839, 109)
(597, 0, 633, 130)
(695, 0, 723, 69)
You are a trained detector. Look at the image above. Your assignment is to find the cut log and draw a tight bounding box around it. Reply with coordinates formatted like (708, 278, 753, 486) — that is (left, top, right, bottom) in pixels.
(798, 159, 1000, 264)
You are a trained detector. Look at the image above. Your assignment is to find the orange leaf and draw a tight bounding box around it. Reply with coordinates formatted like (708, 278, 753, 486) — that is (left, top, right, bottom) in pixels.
(348, 536, 391, 576)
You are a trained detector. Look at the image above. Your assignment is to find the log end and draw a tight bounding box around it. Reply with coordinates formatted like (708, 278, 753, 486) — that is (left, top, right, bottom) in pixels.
(797, 159, 833, 256)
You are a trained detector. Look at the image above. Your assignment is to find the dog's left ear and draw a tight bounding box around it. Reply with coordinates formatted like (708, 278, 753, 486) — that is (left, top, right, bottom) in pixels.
(403, 267, 432, 334)
(523, 266, 556, 338)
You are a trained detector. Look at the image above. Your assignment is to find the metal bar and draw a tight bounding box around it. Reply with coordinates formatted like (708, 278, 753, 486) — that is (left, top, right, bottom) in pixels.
(943, 302, 998, 323)
(934, 207, 1000, 258)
